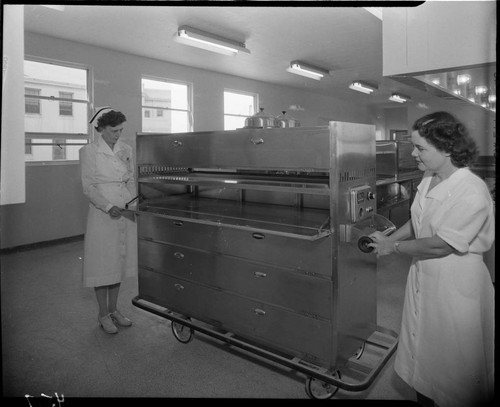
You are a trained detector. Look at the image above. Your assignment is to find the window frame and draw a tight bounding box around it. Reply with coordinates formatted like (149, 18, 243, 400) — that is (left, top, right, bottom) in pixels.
(141, 75, 193, 133)
(24, 55, 93, 166)
(223, 88, 258, 130)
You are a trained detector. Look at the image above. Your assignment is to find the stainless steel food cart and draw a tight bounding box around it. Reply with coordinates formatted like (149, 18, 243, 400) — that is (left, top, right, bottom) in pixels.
(131, 122, 398, 399)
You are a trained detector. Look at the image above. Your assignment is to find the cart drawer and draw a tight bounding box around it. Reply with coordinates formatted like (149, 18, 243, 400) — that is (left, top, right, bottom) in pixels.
(139, 239, 332, 319)
(138, 268, 335, 365)
(137, 213, 331, 276)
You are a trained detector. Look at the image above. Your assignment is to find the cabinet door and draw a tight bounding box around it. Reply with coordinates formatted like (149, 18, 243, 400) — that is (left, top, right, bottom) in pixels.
(139, 239, 332, 319)
(138, 269, 335, 367)
(138, 213, 332, 276)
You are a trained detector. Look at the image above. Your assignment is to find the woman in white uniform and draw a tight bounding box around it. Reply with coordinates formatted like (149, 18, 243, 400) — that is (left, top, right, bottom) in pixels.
(80, 107, 138, 334)
(368, 111, 494, 407)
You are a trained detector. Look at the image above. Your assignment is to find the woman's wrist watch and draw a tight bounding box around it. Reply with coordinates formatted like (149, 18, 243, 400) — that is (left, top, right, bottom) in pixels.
(394, 241, 401, 254)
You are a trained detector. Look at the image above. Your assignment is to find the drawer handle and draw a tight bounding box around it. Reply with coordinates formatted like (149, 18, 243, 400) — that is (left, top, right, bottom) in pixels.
(173, 221, 184, 227)
(172, 140, 183, 147)
(254, 272, 267, 278)
(174, 283, 184, 291)
(254, 308, 266, 316)
(252, 232, 265, 240)
(250, 138, 264, 145)
(174, 252, 185, 259)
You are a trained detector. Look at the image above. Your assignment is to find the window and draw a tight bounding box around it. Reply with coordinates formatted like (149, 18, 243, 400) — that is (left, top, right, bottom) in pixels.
(59, 91, 73, 116)
(25, 88, 41, 114)
(52, 138, 67, 160)
(224, 90, 257, 130)
(142, 77, 192, 133)
(24, 58, 91, 162)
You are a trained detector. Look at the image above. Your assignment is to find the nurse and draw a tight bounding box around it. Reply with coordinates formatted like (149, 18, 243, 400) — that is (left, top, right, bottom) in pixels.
(368, 111, 495, 407)
(80, 107, 138, 334)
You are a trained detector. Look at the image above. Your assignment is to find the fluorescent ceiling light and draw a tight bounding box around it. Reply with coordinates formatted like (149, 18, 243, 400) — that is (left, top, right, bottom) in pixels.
(286, 61, 330, 81)
(475, 85, 488, 95)
(389, 93, 411, 103)
(456, 74, 471, 85)
(175, 25, 250, 56)
(349, 81, 378, 94)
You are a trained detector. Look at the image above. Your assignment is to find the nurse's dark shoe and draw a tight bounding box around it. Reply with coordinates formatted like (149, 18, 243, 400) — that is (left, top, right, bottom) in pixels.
(98, 314, 118, 334)
(110, 310, 132, 327)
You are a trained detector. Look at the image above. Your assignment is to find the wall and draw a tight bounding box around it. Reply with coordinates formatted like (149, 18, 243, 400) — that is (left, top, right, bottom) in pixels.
(1, 164, 88, 247)
(0, 33, 373, 249)
(384, 107, 408, 139)
(407, 101, 495, 156)
(369, 98, 494, 154)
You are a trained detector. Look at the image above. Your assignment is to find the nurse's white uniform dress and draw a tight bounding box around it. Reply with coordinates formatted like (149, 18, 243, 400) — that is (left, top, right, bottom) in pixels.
(394, 168, 495, 407)
(80, 134, 137, 288)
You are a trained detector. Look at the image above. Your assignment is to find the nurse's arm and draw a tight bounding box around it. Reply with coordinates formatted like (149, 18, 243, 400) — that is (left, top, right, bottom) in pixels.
(394, 235, 455, 259)
(387, 220, 414, 241)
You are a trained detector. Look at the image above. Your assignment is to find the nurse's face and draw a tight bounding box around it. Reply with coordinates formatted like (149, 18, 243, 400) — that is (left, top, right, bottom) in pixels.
(100, 124, 124, 147)
(410, 130, 450, 173)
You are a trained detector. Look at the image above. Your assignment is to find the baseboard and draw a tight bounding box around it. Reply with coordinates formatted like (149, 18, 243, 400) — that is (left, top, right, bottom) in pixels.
(0, 234, 84, 254)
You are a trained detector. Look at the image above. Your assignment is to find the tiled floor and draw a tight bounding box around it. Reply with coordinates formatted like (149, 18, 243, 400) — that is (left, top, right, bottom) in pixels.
(1, 237, 417, 402)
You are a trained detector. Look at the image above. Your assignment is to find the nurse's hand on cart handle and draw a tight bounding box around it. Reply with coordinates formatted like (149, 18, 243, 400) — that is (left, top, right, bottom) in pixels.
(108, 205, 123, 218)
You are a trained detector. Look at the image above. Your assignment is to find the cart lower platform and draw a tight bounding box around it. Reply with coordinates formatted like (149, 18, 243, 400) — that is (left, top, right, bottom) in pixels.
(132, 296, 398, 399)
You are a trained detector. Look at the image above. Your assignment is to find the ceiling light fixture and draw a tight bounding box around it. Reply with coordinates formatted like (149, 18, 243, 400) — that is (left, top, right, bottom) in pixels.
(475, 85, 488, 95)
(389, 93, 411, 103)
(286, 61, 330, 81)
(174, 25, 250, 56)
(456, 74, 471, 85)
(349, 81, 378, 94)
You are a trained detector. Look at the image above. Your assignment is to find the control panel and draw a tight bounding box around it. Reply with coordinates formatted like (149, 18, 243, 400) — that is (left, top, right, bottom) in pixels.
(349, 185, 376, 223)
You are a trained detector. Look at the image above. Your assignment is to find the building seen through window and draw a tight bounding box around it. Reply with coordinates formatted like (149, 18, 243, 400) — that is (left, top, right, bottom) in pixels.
(224, 90, 257, 130)
(141, 77, 192, 133)
(25, 88, 41, 114)
(24, 59, 90, 162)
(59, 92, 74, 116)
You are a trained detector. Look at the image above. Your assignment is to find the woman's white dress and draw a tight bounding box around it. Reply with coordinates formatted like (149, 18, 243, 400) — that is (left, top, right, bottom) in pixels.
(79, 135, 137, 287)
(394, 168, 495, 407)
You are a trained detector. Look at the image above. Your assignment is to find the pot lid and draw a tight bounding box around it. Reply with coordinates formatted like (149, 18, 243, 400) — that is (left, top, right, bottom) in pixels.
(276, 111, 297, 120)
(249, 107, 276, 120)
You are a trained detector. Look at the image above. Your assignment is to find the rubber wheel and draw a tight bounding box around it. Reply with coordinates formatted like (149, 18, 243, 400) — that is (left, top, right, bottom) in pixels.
(305, 370, 341, 399)
(171, 320, 194, 344)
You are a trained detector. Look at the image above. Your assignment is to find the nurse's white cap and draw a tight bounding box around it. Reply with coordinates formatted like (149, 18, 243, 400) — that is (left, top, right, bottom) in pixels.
(89, 106, 114, 125)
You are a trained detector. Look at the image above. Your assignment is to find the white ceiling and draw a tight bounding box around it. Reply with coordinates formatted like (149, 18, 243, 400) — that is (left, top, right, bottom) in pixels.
(23, 4, 435, 109)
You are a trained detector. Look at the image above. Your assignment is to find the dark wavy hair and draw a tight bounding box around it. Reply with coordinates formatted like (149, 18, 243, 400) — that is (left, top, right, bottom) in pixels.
(412, 111, 478, 167)
(96, 110, 127, 131)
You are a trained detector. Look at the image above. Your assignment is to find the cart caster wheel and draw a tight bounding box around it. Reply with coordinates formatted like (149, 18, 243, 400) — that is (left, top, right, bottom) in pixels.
(354, 342, 366, 360)
(171, 319, 194, 344)
(305, 370, 341, 399)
